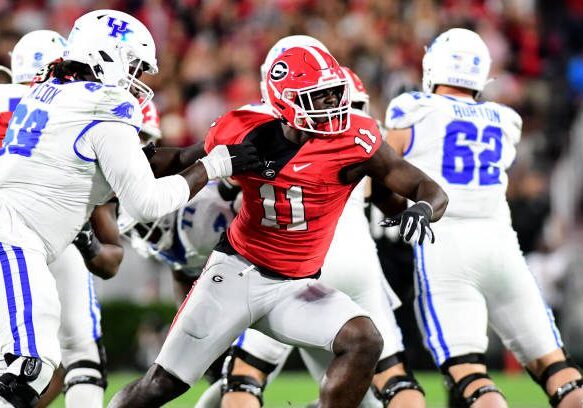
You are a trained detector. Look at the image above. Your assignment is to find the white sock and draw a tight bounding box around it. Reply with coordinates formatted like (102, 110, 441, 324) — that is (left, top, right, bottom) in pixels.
(65, 383, 104, 408)
(193, 380, 222, 408)
(64, 366, 104, 408)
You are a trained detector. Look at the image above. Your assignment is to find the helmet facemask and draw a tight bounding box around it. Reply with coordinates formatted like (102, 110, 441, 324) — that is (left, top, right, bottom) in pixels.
(275, 80, 351, 135)
(87, 45, 155, 108)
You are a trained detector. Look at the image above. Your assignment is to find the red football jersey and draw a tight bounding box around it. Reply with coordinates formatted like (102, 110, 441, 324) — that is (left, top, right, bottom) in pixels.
(205, 105, 382, 278)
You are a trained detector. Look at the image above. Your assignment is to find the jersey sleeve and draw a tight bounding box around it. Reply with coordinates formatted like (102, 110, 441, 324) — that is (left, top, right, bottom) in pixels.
(353, 113, 384, 157)
(89, 121, 190, 222)
(204, 108, 276, 153)
(501, 105, 523, 146)
(385, 92, 432, 130)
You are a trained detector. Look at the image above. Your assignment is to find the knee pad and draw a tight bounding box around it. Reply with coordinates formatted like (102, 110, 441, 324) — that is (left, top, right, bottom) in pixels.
(220, 375, 264, 406)
(229, 346, 278, 375)
(527, 358, 583, 407)
(441, 354, 504, 408)
(219, 346, 271, 407)
(373, 375, 425, 406)
(373, 352, 425, 406)
(0, 356, 45, 408)
(63, 340, 107, 393)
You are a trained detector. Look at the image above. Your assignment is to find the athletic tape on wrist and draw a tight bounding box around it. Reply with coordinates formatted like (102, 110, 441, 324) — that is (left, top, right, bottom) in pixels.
(199, 145, 233, 180)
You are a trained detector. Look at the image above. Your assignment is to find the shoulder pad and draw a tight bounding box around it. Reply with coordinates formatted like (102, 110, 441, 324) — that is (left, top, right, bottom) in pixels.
(65, 81, 143, 130)
(344, 112, 383, 159)
(204, 109, 276, 153)
(93, 84, 143, 129)
(491, 102, 522, 146)
(236, 103, 277, 117)
(385, 91, 433, 130)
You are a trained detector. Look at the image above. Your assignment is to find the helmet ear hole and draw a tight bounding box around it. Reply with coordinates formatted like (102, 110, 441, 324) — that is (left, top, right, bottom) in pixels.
(99, 51, 113, 62)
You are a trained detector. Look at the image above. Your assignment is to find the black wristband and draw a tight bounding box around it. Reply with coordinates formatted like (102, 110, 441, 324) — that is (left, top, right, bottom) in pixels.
(76, 237, 102, 261)
(217, 179, 242, 201)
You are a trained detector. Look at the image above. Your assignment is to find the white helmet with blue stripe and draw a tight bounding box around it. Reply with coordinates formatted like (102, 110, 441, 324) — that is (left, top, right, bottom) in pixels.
(259, 35, 330, 103)
(422, 28, 491, 94)
(10, 30, 67, 84)
(64, 9, 158, 106)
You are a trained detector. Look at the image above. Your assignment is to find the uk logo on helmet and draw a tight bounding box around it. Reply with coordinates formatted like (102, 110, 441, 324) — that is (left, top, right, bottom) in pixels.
(270, 61, 288, 81)
(107, 17, 133, 41)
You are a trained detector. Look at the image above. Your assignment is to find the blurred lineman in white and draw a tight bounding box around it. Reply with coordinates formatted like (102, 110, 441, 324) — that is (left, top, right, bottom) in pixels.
(0, 9, 259, 407)
(195, 35, 425, 408)
(386, 28, 583, 408)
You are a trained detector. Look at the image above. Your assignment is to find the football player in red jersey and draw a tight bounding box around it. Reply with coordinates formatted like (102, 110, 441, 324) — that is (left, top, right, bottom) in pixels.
(110, 46, 448, 408)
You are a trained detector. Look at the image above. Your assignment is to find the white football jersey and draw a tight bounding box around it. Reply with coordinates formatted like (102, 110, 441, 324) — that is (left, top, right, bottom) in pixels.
(175, 181, 237, 271)
(385, 92, 522, 222)
(0, 79, 188, 262)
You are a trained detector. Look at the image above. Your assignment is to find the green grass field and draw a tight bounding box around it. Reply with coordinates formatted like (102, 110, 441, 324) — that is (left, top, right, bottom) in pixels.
(47, 370, 549, 407)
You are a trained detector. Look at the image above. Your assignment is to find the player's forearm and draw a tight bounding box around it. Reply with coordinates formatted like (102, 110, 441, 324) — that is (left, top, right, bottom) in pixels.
(369, 181, 408, 217)
(179, 161, 210, 200)
(409, 178, 448, 221)
(83, 244, 124, 280)
(147, 142, 206, 177)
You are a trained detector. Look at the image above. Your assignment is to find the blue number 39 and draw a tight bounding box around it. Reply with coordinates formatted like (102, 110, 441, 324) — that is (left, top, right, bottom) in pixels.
(0, 104, 49, 157)
(442, 120, 502, 185)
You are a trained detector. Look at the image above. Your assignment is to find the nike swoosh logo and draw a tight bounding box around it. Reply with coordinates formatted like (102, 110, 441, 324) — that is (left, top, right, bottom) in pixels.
(293, 163, 312, 172)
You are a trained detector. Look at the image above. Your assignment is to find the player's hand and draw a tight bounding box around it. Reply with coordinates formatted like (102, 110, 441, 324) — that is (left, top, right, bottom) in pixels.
(200, 142, 261, 179)
(73, 222, 102, 260)
(379, 201, 435, 245)
(226, 142, 262, 174)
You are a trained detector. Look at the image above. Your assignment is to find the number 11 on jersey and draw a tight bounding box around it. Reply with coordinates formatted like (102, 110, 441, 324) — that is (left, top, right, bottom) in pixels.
(260, 184, 307, 231)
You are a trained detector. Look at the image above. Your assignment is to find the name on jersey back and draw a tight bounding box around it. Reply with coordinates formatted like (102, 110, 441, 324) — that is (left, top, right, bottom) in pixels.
(452, 103, 500, 123)
(29, 82, 62, 105)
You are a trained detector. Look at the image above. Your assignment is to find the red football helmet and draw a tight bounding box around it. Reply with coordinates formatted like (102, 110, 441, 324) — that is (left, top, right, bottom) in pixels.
(139, 98, 161, 144)
(265, 46, 350, 135)
(341, 66, 370, 114)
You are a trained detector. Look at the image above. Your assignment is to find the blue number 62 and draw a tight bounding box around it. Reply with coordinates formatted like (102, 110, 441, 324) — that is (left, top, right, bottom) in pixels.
(442, 120, 502, 185)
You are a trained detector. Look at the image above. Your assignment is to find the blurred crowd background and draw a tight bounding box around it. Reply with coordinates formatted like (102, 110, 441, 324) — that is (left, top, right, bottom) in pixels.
(1, 0, 583, 369)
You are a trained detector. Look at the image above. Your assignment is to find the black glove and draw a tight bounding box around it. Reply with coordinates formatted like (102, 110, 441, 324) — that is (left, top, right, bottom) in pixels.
(226, 142, 262, 175)
(73, 222, 102, 260)
(200, 142, 261, 179)
(379, 201, 435, 245)
(217, 178, 242, 201)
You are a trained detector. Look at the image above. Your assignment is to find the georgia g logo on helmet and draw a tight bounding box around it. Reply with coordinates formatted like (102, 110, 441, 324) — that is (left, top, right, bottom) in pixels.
(269, 61, 288, 82)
